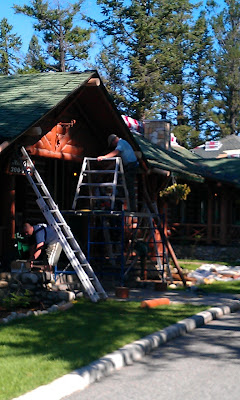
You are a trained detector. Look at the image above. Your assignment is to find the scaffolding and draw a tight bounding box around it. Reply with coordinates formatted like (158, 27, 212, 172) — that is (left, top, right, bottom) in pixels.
(63, 209, 170, 287)
(65, 156, 186, 288)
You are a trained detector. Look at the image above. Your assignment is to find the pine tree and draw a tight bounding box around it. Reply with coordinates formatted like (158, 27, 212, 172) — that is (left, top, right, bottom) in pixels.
(89, 0, 163, 119)
(150, 0, 205, 149)
(186, 11, 215, 146)
(0, 18, 22, 75)
(209, 0, 240, 137)
(95, 38, 128, 112)
(18, 34, 48, 73)
(89, 0, 200, 125)
(14, 0, 93, 72)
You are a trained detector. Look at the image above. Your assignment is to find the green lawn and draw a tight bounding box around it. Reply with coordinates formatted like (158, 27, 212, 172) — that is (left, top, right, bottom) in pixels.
(198, 280, 240, 294)
(177, 258, 239, 271)
(0, 299, 207, 400)
(1, 257, 239, 400)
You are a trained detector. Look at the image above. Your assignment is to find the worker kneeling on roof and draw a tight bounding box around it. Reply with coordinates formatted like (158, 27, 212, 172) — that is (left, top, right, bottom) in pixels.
(97, 134, 139, 212)
(23, 222, 62, 271)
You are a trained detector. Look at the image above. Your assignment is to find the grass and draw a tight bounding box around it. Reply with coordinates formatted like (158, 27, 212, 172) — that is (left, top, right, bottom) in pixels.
(1, 257, 239, 399)
(0, 299, 208, 400)
(198, 280, 240, 294)
(177, 258, 239, 271)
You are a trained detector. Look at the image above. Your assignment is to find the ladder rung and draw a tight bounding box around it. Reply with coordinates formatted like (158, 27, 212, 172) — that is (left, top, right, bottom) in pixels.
(80, 183, 115, 187)
(75, 195, 113, 200)
(83, 170, 116, 174)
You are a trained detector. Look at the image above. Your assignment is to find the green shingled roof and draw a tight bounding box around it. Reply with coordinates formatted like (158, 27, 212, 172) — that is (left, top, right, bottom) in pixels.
(199, 157, 240, 187)
(133, 132, 240, 187)
(0, 71, 95, 140)
(1, 72, 240, 188)
(133, 133, 205, 182)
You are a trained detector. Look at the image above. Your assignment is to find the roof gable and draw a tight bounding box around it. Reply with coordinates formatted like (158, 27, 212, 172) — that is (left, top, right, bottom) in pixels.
(0, 71, 95, 141)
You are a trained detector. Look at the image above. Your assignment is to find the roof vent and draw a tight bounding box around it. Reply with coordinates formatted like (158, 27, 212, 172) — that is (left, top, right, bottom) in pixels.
(205, 141, 222, 151)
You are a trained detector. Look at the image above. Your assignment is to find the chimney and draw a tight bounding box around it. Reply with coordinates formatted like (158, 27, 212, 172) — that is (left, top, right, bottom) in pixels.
(144, 111, 171, 150)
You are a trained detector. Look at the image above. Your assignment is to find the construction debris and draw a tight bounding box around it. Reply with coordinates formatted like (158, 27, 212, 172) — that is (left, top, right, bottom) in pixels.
(186, 264, 240, 285)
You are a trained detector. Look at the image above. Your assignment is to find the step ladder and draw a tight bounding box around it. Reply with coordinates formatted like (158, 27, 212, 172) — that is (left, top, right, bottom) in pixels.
(72, 157, 130, 211)
(19, 147, 107, 302)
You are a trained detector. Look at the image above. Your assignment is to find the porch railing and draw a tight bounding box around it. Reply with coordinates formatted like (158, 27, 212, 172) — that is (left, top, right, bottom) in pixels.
(169, 223, 240, 244)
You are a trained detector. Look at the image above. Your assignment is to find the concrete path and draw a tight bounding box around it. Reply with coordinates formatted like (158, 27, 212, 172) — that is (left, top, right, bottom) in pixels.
(108, 287, 240, 307)
(13, 289, 240, 400)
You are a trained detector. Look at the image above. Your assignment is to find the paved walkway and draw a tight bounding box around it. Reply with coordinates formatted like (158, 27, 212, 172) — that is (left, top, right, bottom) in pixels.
(108, 286, 240, 307)
(13, 288, 240, 400)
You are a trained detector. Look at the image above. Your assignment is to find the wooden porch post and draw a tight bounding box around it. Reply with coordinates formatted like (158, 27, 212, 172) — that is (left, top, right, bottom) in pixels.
(1, 174, 16, 250)
(207, 185, 213, 244)
(220, 188, 228, 245)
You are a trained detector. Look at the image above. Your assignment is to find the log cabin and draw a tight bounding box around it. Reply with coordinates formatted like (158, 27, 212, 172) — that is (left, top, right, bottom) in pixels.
(1, 70, 240, 277)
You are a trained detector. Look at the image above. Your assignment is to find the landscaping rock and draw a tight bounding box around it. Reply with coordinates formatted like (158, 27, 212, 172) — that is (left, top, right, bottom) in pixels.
(47, 304, 59, 313)
(58, 291, 76, 302)
(0, 269, 83, 325)
(21, 273, 39, 284)
(0, 281, 8, 288)
(0, 272, 11, 281)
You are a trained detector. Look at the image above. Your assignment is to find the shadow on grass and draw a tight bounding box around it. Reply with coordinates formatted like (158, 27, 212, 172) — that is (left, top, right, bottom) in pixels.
(0, 299, 207, 400)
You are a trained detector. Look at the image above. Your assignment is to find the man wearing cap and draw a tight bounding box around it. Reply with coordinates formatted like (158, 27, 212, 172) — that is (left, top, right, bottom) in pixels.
(97, 134, 138, 211)
(23, 222, 62, 271)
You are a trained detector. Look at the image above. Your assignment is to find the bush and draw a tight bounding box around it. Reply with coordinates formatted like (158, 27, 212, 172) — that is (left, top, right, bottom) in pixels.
(1, 289, 32, 310)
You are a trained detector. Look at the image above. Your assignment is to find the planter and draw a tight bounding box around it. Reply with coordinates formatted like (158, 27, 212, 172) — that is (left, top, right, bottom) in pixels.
(159, 183, 191, 205)
(115, 286, 129, 299)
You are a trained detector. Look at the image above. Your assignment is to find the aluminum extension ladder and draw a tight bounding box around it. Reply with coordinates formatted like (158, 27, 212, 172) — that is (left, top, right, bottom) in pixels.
(72, 157, 130, 211)
(19, 147, 107, 302)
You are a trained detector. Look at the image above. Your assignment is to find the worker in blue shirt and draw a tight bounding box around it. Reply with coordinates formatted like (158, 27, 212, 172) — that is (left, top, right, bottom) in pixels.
(97, 134, 138, 211)
(23, 222, 62, 270)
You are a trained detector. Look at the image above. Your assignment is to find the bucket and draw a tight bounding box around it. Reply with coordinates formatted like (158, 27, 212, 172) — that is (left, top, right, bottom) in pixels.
(115, 286, 129, 299)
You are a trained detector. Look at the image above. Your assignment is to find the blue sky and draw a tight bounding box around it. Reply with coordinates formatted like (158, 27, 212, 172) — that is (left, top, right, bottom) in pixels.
(1, 0, 35, 53)
(0, 0, 225, 57)
(0, 0, 99, 53)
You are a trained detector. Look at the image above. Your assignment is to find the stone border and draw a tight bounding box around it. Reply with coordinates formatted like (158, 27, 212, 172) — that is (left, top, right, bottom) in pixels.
(12, 300, 240, 400)
(0, 301, 74, 324)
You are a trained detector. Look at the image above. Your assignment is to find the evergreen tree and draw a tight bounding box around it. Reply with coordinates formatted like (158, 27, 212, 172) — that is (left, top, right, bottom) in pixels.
(95, 38, 128, 112)
(209, 0, 240, 137)
(154, 0, 195, 125)
(89, 0, 200, 126)
(14, 0, 93, 72)
(0, 18, 22, 75)
(18, 34, 48, 73)
(186, 11, 215, 146)
(89, 0, 163, 119)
